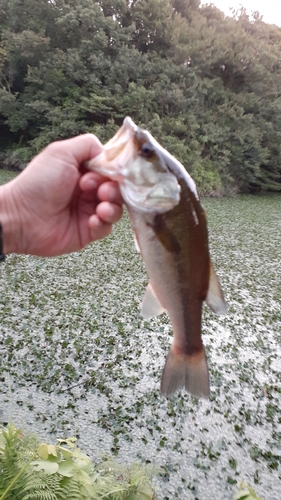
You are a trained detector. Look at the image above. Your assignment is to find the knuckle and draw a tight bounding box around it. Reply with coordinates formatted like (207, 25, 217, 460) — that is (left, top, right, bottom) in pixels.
(45, 141, 62, 155)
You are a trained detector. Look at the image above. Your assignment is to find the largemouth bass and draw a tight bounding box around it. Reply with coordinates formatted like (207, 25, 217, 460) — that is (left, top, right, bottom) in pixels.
(86, 117, 227, 398)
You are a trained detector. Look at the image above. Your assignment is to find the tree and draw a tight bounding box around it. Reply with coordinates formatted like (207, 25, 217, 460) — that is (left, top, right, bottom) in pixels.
(0, 0, 281, 194)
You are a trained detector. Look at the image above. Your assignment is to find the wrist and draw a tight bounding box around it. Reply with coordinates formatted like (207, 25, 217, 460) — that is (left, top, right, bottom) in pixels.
(0, 180, 23, 255)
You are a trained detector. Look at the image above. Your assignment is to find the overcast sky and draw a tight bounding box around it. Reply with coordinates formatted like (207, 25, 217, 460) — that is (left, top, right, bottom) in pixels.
(201, 1, 281, 27)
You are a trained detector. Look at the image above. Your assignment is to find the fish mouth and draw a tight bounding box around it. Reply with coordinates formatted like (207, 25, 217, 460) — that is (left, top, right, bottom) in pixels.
(86, 116, 138, 180)
(86, 117, 181, 213)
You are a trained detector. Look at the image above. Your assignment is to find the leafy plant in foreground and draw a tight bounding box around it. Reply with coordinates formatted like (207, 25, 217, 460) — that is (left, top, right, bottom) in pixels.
(0, 424, 157, 500)
(0, 424, 265, 500)
(233, 481, 263, 500)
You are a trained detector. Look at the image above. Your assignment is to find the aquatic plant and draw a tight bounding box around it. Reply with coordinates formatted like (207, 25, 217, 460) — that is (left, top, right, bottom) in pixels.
(1, 171, 279, 498)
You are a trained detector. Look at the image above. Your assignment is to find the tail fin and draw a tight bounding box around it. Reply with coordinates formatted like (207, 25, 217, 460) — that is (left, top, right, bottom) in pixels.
(160, 345, 209, 398)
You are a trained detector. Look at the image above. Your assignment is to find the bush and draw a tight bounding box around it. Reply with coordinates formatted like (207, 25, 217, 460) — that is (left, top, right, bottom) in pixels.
(0, 424, 157, 500)
(0, 148, 31, 172)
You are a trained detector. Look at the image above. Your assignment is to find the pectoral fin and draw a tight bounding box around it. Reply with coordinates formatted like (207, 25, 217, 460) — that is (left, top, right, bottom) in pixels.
(205, 261, 227, 315)
(141, 283, 166, 319)
(133, 232, 141, 253)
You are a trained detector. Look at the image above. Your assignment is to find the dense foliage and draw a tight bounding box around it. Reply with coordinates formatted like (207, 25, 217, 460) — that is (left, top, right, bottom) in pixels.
(0, 424, 157, 499)
(1, 0, 281, 194)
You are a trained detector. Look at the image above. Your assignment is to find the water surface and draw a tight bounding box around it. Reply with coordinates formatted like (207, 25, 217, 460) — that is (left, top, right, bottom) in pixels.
(0, 194, 280, 499)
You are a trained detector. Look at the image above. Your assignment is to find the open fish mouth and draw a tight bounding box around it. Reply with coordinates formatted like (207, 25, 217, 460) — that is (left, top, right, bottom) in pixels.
(87, 117, 138, 180)
(86, 117, 181, 214)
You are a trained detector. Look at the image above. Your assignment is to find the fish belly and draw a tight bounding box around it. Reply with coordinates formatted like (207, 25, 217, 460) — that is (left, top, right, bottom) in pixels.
(128, 206, 210, 398)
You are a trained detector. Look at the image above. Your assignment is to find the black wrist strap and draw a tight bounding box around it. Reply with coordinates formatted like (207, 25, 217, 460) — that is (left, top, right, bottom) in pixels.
(0, 223, 5, 262)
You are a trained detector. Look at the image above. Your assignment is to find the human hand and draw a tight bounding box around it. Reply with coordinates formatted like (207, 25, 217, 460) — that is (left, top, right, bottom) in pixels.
(0, 134, 123, 256)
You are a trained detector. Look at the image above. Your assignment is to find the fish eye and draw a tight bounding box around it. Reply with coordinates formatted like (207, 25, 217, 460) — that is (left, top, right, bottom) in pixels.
(140, 142, 154, 158)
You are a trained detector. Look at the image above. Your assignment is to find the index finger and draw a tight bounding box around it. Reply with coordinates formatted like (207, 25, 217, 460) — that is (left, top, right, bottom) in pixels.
(79, 171, 112, 192)
(45, 134, 104, 167)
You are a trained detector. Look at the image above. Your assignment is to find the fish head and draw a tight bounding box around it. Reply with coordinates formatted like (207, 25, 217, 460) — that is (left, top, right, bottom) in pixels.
(86, 117, 181, 213)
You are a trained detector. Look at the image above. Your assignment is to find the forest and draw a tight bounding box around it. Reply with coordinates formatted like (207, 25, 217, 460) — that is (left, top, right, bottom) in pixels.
(1, 0, 281, 195)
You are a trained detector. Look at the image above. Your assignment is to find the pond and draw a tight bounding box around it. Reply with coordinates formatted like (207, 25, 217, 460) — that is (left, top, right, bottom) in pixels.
(0, 184, 280, 499)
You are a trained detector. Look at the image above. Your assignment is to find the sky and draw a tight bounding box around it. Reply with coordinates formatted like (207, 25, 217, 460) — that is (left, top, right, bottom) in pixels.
(201, 1, 281, 27)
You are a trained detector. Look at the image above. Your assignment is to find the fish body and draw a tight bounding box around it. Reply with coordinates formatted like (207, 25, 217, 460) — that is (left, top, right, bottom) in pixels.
(87, 117, 226, 398)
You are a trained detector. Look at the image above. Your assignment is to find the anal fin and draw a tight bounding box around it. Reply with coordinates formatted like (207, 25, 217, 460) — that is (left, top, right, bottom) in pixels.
(141, 283, 165, 319)
(205, 261, 227, 315)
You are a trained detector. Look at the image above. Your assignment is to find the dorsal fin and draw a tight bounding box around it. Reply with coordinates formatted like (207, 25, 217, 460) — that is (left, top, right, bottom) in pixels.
(205, 261, 227, 315)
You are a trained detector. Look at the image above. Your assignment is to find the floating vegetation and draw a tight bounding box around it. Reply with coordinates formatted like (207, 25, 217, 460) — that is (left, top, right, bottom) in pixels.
(0, 189, 280, 498)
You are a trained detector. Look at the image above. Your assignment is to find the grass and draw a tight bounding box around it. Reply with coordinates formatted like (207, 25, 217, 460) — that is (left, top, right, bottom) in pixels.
(0, 170, 280, 499)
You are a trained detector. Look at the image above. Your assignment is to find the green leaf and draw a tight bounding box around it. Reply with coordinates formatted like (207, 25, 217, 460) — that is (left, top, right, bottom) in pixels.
(58, 446, 72, 459)
(37, 443, 49, 460)
(47, 445, 58, 457)
(72, 449, 91, 463)
(32, 459, 59, 475)
(58, 459, 75, 477)
(234, 482, 264, 500)
(74, 458, 93, 472)
(57, 437, 77, 448)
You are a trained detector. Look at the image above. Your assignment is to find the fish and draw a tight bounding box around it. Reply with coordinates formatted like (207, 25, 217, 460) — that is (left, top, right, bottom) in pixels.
(86, 117, 227, 398)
